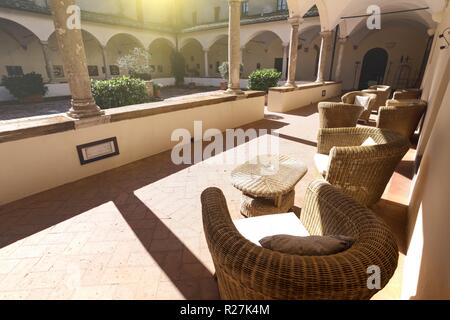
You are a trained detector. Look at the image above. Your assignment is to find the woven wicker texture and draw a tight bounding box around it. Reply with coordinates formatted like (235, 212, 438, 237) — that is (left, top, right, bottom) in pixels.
(378, 102, 427, 141)
(364, 85, 392, 111)
(231, 155, 307, 198)
(201, 180, 399, 300)
(341, 91, 378, 123)
(318, 102, 364, 128)
(317, 127, 410, 207)
(393, 89, 422, 100)
(240, 190, 295, 217)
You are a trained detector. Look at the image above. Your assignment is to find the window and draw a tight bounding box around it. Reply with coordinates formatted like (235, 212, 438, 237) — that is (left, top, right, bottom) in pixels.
(214, 7, 221, 22)
(109, 65, 120, 76)
(6, 66, 23, 77)
(53, 65, 64, 78)
(241, 1, 249, 16)
(192, 11, 197, 25)
(88, 66, 99, 77)
(277, 0, 288, 11)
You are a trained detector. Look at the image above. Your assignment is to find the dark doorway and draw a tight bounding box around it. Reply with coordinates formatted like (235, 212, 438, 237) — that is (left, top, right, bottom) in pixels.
(358, 47, 388, 89)
(274, 58, 283, 73)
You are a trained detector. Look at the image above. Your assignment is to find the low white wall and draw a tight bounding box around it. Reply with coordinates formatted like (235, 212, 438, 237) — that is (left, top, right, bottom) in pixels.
(0, 94, 265, 205)
(0, 83, 71, 102)
(267, 82, 343, 113)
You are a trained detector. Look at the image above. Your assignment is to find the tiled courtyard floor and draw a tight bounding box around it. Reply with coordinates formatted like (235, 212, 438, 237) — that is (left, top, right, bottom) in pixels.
(0, 100, 412, 299)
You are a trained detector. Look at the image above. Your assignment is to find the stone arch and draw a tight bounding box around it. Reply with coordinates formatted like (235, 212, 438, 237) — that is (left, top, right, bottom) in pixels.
(0, 17, 48, 80)
(207, 35, 228, 78)
(242, 31, 284, 77)
(180, 38, 205, 77)
(47, 29, 105, 80)
(105, 33, 146, 76)
(242, 30, 284, 48)
(148, 38, 176, 78)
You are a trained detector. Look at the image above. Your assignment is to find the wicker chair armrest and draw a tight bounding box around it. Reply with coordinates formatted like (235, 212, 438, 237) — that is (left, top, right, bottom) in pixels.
(317, 128, 370, 154)
(201, 185, 399, 300)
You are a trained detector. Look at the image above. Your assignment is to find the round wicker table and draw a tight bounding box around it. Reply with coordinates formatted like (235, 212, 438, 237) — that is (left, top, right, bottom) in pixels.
(231, 155, 308, 217)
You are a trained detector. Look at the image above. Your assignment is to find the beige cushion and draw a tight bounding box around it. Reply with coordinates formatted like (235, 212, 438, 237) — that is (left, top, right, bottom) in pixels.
(259, 235, 355, 256)
(314, 153, 330, 176)
(234, 213, 309, 246)
(354, 95, 370, 109)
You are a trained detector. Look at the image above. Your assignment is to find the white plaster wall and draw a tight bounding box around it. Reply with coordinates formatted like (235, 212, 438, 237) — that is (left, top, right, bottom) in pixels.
(337, 24, 429, 90)
(267, 82, 342, 112)
(0, 95, 265, 205)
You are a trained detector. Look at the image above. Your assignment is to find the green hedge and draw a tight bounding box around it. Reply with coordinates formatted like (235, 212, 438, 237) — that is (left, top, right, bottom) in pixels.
(91, 76, 149, 109)
(1, 72, 48, 99)
(248, 69, 282, 92)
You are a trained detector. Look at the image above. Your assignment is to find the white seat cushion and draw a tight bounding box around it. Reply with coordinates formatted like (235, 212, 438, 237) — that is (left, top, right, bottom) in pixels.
(234, 213, 310, 246)
(354, 95, 370, 109)
(314, 153, 330, 176)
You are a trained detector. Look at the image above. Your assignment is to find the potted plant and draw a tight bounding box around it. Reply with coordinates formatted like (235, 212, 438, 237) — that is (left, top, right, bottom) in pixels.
(153, 82, 162, 99)
(248, 69, 282, 105)
(218, 62, 244, 90)
(1, 72, 48, 103)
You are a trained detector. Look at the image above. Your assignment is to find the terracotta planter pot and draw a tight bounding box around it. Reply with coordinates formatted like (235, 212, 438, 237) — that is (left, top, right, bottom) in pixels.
(20, 95, 44, 104)
(220, 81, 228, 90)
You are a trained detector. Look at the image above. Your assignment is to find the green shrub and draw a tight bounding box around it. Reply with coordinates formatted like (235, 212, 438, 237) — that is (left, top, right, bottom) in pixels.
(1, 72, 48, 99)
(91, 76, 149, 109)
(248, 69, 282, 92)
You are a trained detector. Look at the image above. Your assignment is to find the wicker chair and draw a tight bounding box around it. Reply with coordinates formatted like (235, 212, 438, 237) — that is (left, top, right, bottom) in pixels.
(318, 102, 364, 128)
(366, 85, 392, 108)
(377, 102, 427, 141)
(341, 91, 378, 123)
(201, 180, 399, 300)
(315, 127, 410, 207)
(393, 89, 422, 100)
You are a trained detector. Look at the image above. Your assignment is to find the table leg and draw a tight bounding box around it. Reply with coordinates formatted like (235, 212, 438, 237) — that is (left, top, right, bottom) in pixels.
(275, 195, 283, 208)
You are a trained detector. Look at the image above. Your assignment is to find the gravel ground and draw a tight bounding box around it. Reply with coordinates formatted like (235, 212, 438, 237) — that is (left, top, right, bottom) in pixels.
(0, 86, 220, 121)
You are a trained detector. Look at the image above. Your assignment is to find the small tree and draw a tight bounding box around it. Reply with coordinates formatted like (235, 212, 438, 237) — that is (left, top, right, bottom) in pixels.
(170, 51, 186, 87)
(248, 69, 282, 92)
(117, 47, 152, 80)
(1, 72, 48, 100)
(218, 62, 244, 81)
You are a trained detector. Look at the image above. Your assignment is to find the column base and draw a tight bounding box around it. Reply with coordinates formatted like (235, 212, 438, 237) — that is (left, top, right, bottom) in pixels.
(225, 88, 244, 95)
(67, 98, 105, 119)
(284, 82, 297, 88)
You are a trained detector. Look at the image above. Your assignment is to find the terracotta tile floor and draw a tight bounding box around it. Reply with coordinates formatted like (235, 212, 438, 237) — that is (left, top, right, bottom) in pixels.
(0, 100, 413, 300)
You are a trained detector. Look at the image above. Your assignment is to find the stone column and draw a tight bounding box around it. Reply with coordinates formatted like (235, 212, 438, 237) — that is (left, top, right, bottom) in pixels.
(334, 36, 348, 82)
(316, 30, 333, 83)
(49, 0, 103, 119)
(285, 17, 302, 87)
(227, 0, 243, 94)
(281, 44, 289, 80)
(40, 40, 55, 83)
(101, 45, 110, 80)
(204, 49, 209, 77)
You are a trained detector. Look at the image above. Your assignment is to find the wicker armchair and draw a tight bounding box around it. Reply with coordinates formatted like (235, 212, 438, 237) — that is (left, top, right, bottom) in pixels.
(341, 91, 378, 123)
(318, 102, 364, 128)
(316, 127, 410, 207)
(393, 89, 422, 100)
(377, 102, 427, 141)
(201, 180, 399, 300)
(366, 85, 392, 108)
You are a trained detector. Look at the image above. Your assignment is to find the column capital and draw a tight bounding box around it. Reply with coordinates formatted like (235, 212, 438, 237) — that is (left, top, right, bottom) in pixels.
(203, 48, 210, 53)
(427, 28, 436, 36)
(319, 30, 333, 38)
(338, 36, 349, 44)
(282, 43, 290, 48)
(288, 16, 304, 27)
